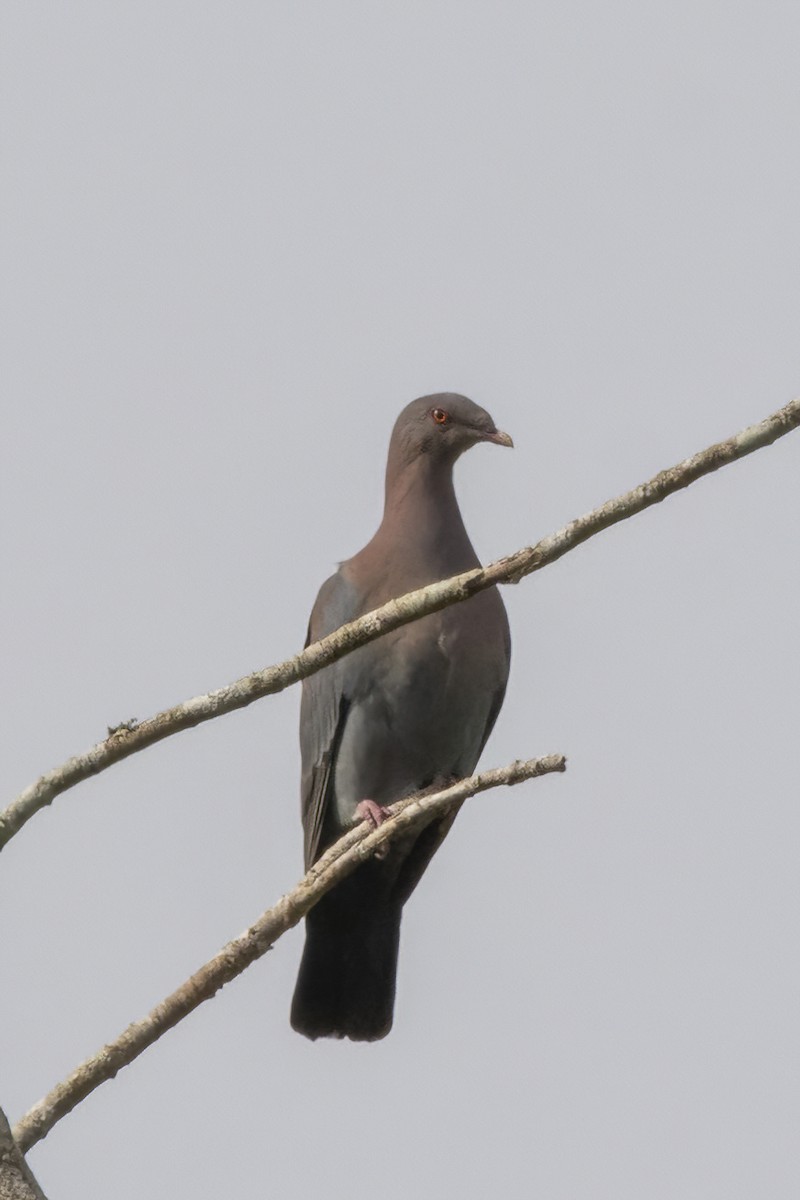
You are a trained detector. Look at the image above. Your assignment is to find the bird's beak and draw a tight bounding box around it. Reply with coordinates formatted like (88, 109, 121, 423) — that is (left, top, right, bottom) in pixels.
(484, 428, 514, 448)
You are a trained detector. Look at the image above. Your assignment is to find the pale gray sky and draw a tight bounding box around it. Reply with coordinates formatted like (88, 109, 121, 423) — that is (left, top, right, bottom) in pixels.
(3, 3, 799, 1197)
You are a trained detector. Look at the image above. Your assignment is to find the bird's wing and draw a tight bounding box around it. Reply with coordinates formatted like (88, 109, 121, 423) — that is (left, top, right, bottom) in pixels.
(391, 672, 509, 906)
(476, 640, 510, 757)
(299, 570, 359, 868)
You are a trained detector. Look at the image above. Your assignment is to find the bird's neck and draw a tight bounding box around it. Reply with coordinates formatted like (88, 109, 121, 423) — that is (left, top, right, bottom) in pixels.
(377, 454, 478, 575)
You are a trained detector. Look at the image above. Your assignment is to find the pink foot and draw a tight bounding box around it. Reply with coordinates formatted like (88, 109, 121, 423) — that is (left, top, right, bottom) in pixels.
(355, 799, 392, 859)
(355, 799, 391, 829)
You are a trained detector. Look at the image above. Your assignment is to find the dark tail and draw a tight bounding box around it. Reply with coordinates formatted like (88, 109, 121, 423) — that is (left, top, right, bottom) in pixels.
(291, 872, 402, 1042)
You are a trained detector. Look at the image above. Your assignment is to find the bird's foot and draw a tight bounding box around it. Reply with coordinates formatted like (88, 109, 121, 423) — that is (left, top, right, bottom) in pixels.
(355, 799, 392, 859)
(355, 798, 391, 828)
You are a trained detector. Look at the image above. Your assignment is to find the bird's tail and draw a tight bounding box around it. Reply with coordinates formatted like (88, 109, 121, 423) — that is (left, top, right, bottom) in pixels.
(290, 879, 402, 1042)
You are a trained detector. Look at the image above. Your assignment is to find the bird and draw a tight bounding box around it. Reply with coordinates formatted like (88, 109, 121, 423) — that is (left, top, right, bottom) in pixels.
(291, 393, 512, 1041)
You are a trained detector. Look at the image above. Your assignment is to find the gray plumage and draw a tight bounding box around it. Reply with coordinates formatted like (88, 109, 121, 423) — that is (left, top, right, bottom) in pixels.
(291, 393, 512, 1041)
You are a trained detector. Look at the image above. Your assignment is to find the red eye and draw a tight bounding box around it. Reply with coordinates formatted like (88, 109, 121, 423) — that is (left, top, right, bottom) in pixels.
(431, 408, 449, 425)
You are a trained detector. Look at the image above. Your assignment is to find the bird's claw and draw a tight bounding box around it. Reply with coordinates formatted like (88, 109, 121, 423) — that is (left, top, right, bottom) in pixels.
(355, 799, 390, 829)
(355, 799, 391, 858)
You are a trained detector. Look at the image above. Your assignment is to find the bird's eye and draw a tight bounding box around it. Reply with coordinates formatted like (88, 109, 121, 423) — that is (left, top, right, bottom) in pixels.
(431, 408, 450, 425)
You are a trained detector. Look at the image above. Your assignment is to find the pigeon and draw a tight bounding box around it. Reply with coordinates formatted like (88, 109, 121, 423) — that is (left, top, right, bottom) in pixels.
(291, 393, 512, 1041)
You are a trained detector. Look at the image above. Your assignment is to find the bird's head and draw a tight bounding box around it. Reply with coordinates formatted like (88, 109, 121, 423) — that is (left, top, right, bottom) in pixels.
(391, 393, 513, 469)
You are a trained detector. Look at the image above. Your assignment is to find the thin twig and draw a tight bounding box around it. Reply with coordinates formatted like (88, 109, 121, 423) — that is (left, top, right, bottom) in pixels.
(12, 753, 565, 1152)
(1, 395, 797, 851)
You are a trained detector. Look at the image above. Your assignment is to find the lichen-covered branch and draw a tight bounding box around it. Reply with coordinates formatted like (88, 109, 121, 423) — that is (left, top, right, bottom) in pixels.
(13, 753, 565, 1152)
(1, 395, 797, 851)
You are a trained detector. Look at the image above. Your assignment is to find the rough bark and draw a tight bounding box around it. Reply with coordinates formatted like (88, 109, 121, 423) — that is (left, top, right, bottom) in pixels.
(0, 1109, 47, 1200)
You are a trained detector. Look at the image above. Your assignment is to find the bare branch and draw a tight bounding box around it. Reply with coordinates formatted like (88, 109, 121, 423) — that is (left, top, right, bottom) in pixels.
(12, 753, 565, 1152)
(2, 395, 797, 851)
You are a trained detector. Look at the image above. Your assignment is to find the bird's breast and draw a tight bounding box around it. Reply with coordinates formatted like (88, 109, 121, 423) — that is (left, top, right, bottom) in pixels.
(332, 589, 509, 821)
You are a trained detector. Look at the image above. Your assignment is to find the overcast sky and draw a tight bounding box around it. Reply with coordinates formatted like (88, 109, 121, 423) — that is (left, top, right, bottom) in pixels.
(3, 3, 799, 1198)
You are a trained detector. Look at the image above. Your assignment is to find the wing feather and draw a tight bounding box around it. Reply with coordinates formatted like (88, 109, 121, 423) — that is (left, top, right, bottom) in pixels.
(299, 570, 358, 867)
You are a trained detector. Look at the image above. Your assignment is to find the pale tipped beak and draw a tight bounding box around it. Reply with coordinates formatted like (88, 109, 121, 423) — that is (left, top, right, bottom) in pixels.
(485, 428, 514, 448)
